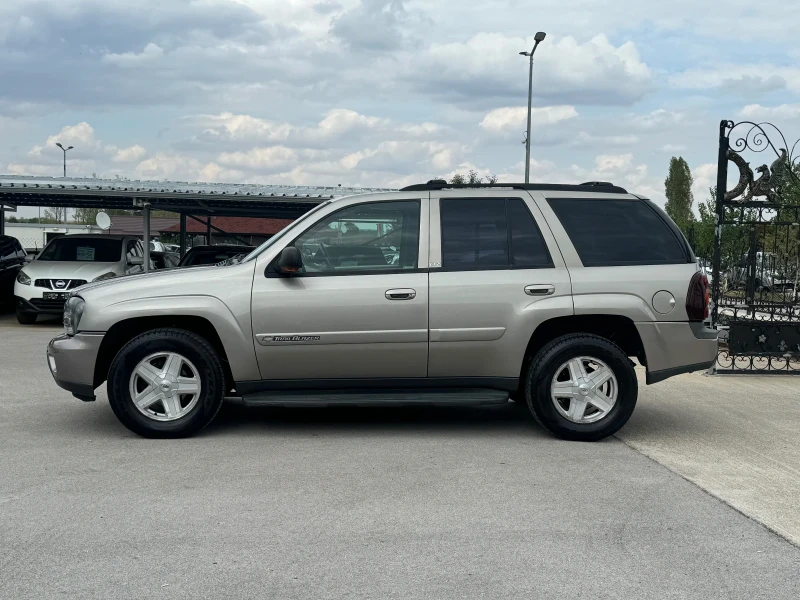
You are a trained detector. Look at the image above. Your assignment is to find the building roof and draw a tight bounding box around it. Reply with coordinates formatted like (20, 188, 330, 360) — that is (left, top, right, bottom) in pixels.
(159, 216, 294, 236)
(0, 175, 396, 218)
(4, 222, 101, 230)
(106, 215, 179, 236)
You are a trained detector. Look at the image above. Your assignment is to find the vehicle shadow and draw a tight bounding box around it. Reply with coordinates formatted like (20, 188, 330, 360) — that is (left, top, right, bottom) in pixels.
(205, 401, 549, 439)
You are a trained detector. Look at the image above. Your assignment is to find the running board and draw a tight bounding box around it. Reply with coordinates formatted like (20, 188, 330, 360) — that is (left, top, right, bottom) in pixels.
(239, 388, 509, 408)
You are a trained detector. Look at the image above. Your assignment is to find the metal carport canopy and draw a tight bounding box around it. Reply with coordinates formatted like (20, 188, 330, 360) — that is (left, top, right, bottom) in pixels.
(0, 175, 398, 271)
(0, 176, 397, 219)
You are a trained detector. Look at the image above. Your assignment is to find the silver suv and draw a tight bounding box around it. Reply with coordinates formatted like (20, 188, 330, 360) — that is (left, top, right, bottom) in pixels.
(46, 181, 718, 441)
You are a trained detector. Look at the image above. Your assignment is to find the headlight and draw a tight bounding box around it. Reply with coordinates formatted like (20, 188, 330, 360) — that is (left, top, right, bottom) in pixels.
(92, 272, 117, 282)
(16, 270, 31, 285)
(63, 296, 85, 336)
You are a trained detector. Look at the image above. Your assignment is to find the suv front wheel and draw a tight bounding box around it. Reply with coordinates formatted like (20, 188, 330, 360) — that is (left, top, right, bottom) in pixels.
(107, 328, 226, 438)
(524, 334, 637, 442)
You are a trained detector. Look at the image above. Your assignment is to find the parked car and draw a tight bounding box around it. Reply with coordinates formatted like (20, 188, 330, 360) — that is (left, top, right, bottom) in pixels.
(46, 181, 718, 441)
(14, 234, 150, 324)
(150, 250, 181, 270)
(0, 235, 27, 310)
(178, 244, 256, 267)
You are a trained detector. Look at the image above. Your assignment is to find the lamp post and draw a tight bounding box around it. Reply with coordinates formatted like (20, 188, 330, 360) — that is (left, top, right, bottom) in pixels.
(55, 142, 74, 178)
(520, 31, 546, 184)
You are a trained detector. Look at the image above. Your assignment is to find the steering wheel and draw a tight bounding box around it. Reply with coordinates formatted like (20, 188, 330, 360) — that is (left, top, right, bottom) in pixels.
(317, 243, 336, 270)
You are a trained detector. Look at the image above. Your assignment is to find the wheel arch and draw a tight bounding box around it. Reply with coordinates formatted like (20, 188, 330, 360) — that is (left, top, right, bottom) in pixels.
(522, 314, 646, 379)
(93, 316, 236, 391)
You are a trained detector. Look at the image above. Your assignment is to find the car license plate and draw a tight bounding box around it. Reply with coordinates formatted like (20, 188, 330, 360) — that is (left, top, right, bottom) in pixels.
(43, 292, 68, 300)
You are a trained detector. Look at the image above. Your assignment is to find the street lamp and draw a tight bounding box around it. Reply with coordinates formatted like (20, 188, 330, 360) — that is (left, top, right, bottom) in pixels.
(520, 31, 546, 184)
(55, 142, 74, 178)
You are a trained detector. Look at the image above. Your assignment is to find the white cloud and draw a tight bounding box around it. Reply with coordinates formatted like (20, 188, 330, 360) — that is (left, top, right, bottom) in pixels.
(670, 65, 799, 93)
(410, 33, 652, 106)
(479, 105, 578, 133)
(575, 132, 639, 146)
(35, 122, 101, 156)
(109, 145, 147, 163)
(133, 153, 244, 182)
(692, 163, 717, 204)
(738, 104, 800, 120)
(594, 154, 633, 172)
(191, 113, 294, 144)
(217, 146, 298, 171)
(630, 109, 685, 130)
(102, 43, 164, 67)
(315, 108, 387, 136)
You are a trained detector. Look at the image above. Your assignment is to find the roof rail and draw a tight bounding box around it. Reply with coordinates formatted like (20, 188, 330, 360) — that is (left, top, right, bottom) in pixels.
(399, 179, 628, 194)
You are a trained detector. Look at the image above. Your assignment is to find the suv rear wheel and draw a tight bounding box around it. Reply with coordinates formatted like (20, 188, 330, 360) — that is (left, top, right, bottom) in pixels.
(523, 334, 637, 441)
(107, 328, 225, 438)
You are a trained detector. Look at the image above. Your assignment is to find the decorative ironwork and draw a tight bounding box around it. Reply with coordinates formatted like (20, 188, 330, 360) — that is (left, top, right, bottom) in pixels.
(711, 120, 800, 374)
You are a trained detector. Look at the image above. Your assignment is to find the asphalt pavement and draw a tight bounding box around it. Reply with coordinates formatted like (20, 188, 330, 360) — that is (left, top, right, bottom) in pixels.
(1, 314, 799, 599)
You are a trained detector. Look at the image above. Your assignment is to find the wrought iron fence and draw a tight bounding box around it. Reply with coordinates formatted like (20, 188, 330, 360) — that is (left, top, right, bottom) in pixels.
(711, 120, 800, 374)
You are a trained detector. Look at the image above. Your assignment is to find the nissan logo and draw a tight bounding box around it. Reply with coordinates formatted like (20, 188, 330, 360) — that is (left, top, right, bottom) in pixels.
(55, 280, 66, 289)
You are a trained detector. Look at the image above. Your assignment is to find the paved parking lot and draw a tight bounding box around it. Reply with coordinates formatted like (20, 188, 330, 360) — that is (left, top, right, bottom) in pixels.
(2, 313, 799, 599)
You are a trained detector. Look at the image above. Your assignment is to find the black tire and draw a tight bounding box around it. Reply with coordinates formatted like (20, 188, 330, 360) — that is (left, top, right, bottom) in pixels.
(523, 334, 637, 442)
(16, 309, 37, 325)
(107, 328, 225, 439)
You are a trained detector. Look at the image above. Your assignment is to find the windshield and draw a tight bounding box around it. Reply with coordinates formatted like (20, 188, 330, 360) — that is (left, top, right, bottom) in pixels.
(38, 237, 121, 262)
(241, 201, 333, 262)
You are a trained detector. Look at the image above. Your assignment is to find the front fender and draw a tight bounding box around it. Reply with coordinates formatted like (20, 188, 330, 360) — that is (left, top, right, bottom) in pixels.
(82, 294, 260, 381)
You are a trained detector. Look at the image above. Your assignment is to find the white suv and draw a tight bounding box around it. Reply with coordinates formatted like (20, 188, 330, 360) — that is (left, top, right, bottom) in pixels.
(14, 234, 147, 324)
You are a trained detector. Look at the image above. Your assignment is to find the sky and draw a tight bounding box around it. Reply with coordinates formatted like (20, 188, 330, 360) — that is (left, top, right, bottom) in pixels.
(3, 0, 800, 218)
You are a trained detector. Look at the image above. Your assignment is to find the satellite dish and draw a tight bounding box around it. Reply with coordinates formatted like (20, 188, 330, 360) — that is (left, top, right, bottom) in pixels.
(96, 211, 111, 230)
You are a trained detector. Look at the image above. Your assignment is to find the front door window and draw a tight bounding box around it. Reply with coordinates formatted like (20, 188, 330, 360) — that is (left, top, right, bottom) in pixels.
(292, 201, 420, 275)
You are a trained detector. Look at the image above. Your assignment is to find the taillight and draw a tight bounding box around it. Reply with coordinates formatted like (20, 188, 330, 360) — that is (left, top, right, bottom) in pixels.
(686, 272, 709, 321)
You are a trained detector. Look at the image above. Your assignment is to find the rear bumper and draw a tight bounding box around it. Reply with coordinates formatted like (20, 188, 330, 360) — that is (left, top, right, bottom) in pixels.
(636, 321, 719, 385)
(47, 333, 104, 400)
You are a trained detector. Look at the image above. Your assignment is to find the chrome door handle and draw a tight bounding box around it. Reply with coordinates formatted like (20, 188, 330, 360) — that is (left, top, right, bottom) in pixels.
(385, 288, 416, 300)
(525, 284, 555, 296)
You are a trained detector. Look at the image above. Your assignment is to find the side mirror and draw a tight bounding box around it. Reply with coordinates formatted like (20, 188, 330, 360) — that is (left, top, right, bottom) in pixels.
(274, 247, 303, 275)
(128, 256, 144, 266)
(24, 254, 35, 263)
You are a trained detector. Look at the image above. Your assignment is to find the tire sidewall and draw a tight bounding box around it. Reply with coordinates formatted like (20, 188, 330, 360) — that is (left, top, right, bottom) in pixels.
(108, 331, 223, 438)
(526, 336, 638, 441)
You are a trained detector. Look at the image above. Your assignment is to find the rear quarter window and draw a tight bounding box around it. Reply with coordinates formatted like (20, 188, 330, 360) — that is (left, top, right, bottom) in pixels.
(546, 197, 691, 267)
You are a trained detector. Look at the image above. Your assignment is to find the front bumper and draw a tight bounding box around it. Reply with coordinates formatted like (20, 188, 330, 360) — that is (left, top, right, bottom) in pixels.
(636, 321, 719, 385)
(47, 333, 104, 401)
(15, 295, 66, 315)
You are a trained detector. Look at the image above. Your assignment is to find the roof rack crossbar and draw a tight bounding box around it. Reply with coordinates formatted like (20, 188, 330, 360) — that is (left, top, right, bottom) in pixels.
(399, 180, 628, 194)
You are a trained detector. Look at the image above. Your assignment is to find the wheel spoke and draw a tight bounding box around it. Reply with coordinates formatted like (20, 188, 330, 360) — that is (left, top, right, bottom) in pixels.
(162, 392, 182, 419)
(135, 362, 161, 385)
(551, 380, 575, 397)
(134, 386, 161, 410)
(568, 398, 588, 422)
(588, 392, 613, 414)
(568, 358, 588, 382)
(164, 353, 183, 378)
(176, 377, 200, 394)
(589, 366, 613, 387)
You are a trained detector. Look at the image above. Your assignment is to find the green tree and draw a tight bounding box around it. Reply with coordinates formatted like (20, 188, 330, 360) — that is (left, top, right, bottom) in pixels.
(43, 207, 67, 223)
(73, 207, 102, 225)
(664, 157, 695, 233)
(449, 169, 498, 185)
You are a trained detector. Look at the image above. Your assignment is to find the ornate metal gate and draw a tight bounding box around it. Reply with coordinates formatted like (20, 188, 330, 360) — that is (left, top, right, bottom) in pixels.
(712, 120, 800, 373)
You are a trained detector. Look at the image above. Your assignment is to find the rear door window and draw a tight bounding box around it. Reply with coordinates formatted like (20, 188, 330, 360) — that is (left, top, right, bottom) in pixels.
(547, 198, 690, 267)
(440, 198, 553, 270)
